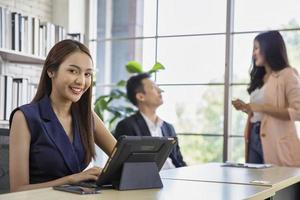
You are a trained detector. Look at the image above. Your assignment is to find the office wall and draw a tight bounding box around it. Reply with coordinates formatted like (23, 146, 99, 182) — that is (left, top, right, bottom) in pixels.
(0, 0, 52, 22)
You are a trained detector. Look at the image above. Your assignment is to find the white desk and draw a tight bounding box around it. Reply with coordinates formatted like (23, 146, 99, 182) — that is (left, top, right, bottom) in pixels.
(0, 179, 274, 200)
(160, 163, 300, 199)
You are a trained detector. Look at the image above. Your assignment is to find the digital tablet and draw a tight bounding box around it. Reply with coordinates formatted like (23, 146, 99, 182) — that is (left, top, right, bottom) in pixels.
(96, 135, 177, 187)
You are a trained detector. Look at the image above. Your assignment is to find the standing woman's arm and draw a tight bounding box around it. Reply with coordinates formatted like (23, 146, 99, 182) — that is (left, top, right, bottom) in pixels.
(252, 104, 290, 120)
(284, 68, 300, 121)
(258, 68, 300, 120)
(93, 111, 117, 156)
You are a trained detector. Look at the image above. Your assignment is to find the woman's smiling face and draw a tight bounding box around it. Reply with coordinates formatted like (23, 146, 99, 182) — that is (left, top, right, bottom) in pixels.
(48, 51, 93, 103)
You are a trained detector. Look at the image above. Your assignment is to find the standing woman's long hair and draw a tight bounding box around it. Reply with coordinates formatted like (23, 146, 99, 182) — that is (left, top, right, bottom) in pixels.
(33, 39, 95, 163)
(247, 31, 290, 94)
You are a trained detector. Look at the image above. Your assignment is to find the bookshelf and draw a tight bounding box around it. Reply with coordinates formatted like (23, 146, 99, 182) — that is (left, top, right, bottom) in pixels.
(0, 4, 65, 128)
(0, 1, 88, 129)
(0, 48, 45, 64)
(0, 120, 8, 128)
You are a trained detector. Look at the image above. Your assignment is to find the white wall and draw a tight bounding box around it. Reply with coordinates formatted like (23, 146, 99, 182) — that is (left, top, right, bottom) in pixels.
(52, 0, 68, 30)
(52, 0, 86, 35)
(68, 0, 85, 34)
(0, 0, 52, 22)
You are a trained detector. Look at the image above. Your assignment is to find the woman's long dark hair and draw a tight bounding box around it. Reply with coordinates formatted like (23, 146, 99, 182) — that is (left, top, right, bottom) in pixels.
(247, 31, 290, 94)
(33, 39, 95, 163)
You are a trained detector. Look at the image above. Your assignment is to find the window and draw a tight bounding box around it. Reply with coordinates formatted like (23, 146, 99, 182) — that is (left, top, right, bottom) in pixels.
(158, 0, 226, 35)
(234, 0, 300, 32)
(95, 0, 300, 164)
(157, 36, 225, 84)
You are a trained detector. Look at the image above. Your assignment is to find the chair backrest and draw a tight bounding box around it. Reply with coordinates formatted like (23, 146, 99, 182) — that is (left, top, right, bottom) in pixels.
(0, 128, 9, 194)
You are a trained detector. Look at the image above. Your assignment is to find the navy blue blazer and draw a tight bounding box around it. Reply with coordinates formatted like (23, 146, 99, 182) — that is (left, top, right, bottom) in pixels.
(114, 112, 187, 167)
(9, 95, 88, 184)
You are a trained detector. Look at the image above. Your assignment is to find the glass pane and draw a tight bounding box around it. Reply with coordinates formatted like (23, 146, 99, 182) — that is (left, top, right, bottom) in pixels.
(231, 85, 249, 136)
(95, 38, 156, 88)
(281, 30, 300, 72)
(228, 137, 245, 163)
(143, 0, 157, 37)
(178, 135, 223, 165)
(97, 0, 156, 39)
(233, 31, 300, 83)
(156, 36, 226, 84)
(234, 0, 300, 32)
(232, 33, 256, 84)
(158, 0, 226, 35)
(157, 85, 224, 134)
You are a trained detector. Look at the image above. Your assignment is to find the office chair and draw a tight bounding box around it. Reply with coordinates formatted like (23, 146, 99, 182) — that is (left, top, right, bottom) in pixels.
(0, 128, 9, 194)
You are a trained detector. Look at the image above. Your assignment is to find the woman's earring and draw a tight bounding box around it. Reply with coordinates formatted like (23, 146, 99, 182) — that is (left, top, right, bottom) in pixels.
(48, 72, 53, 78)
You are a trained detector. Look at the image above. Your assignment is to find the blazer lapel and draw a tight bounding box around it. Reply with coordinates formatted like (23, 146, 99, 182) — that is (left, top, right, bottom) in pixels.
(161, 123, 167, 137)
(135, 112, 151, 136)
(38, 96, 81, 174)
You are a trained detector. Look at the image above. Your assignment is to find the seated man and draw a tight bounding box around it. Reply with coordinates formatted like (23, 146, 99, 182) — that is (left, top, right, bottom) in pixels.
(114, 73, 186, 169)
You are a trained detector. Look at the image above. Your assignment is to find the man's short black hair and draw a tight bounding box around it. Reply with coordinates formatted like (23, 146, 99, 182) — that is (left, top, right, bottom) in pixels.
(126, 73, 151, 106)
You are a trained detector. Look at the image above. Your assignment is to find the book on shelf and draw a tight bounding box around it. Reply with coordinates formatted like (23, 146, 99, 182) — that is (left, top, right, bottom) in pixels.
(3, 75, 13, 121)
(20, 78, 29, 106)
(11, 12, 19, 51)
(20, 15, 26, 53)
(12, 78, 29, 108)
(0, 7, 11, 50)
(40, 22, 55, 56)
(0, 5, 67, 56)
(39, 24, 46, 57)
(32, 16, 40, 56)
(0, 75, 33, 121)
(12, 79, 18, 112)
(0, 75, 5, 120)
(0, 7, 3, 48)
(28, 83, 37, 103)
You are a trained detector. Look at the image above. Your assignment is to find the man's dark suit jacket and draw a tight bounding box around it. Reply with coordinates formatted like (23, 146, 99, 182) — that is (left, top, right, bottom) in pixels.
(114, 112, 187, 167)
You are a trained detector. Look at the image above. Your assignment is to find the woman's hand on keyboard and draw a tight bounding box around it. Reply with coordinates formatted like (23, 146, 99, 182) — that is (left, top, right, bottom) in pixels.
(68, 167, 102, 184)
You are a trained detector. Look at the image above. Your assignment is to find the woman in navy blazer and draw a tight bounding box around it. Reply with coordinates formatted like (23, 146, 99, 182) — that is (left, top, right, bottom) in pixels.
(9, 40, 117, 192)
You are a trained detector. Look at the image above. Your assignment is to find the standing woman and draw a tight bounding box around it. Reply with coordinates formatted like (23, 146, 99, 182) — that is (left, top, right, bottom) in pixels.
(9, 40, 117, 192)
(232, 31, 300, 166)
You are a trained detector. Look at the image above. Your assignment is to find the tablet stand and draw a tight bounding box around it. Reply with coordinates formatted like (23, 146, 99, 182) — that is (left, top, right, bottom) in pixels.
(114, 162, 163, 190)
